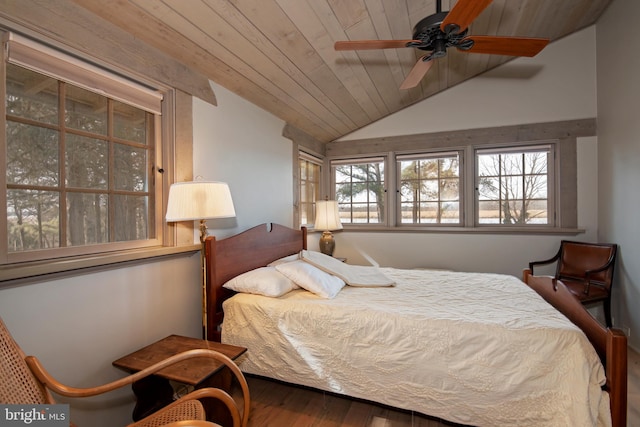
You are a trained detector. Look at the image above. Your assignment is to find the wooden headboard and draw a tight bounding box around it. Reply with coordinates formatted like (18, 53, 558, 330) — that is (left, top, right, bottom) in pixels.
(523, 270, 627, 427)
(204, 223, 307, 342)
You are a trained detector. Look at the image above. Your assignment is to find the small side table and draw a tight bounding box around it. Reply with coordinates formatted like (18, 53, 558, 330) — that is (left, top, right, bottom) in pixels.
(113, 334, 246, 424)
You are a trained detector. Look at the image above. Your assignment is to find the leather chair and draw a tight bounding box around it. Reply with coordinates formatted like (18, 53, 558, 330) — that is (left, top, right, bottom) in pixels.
(525, 240, 618, 326)
(0, 316, 249, 427)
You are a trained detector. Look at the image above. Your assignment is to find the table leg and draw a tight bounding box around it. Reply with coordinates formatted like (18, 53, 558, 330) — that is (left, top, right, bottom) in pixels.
(131, 375, 174, 421)
(197, 367, 234, 425)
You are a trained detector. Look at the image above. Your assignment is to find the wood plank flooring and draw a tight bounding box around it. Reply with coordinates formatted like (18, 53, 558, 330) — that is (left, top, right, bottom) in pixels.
(238, 347, 640, 426)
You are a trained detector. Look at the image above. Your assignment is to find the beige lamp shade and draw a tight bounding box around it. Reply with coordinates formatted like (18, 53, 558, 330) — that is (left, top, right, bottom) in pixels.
(166, 181, 236, 221)
(315, 200, 342, 256)
(314, 200, 343, 231)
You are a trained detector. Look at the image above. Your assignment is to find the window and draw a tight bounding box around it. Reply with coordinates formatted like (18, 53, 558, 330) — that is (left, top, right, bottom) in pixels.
(323, 121, 585, 232)
(299, 153, 322, 226)
(397, 152, 461, 225)
(326, 142, 566, 230)
(332, 158, 385, 224)
(2, 34, 166, 265)
(476, 145, 553, 226)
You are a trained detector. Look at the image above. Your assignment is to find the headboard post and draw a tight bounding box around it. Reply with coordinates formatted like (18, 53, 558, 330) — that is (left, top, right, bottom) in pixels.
(204, 223, 307, 342)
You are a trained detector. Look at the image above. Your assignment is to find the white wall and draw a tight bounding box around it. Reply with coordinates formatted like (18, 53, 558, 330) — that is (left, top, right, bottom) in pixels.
(193, 82, 293, 239)
(325, 27, 599, 281)
(596, 1, 640, 349)
(0, 255, 201, 427)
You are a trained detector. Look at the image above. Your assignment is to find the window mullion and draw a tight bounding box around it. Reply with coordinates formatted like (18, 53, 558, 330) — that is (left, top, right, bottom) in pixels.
(107, 98, 115, 243)
(0, 52, 7, 261)
(59, 81, 67, 248)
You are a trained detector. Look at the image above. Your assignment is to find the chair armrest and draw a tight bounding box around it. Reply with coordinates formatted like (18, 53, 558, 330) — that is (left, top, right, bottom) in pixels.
(27, 349, 250, 427)
(147, 388, 240, 427)
(26, 349, 204, 396)
(528, 250, 561, 275)
(26, 349, 234, 397)
(582, 256, 615, 293)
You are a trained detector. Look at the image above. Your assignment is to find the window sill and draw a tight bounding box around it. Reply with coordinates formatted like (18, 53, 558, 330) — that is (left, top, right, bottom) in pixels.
(327, 226, 585, 235)
(0, 245, 201, 288)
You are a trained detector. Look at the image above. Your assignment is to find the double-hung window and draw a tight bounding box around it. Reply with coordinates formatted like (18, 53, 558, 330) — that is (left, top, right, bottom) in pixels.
(2, 34, 166, 265)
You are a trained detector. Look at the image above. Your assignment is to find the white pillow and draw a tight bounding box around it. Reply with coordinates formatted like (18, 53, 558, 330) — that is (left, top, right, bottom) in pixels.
(267, 253, 300, 266)
(223, 266, 298, 297)
(275, 260, 345, 299)
(300, 250, 395, 287)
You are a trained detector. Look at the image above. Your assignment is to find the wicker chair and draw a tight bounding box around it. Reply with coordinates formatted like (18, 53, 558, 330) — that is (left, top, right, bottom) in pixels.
(0, 316, 249, 427)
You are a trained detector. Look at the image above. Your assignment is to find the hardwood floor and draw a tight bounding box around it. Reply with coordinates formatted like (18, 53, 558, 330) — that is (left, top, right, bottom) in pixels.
(243, 375, 458, 427)
(240, 347, 640, 426)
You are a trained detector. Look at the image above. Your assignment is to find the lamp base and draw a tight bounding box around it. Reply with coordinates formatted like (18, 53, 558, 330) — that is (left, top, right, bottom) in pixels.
(319, 231, 335, 256)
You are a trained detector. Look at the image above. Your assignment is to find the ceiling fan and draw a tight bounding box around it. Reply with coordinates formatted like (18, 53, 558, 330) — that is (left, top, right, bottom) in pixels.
(334, 0, 550, 89)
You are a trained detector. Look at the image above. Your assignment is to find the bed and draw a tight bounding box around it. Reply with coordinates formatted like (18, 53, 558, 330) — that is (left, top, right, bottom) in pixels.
(204, 223, 627, 427)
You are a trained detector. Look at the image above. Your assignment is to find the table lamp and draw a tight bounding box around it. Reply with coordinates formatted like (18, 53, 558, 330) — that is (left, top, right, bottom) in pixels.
(166, 181, 235, 339)
(314, 199, 342, 256)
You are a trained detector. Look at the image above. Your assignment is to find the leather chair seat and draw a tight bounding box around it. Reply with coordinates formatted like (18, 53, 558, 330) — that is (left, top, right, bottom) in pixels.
(561, 279, 609, 304)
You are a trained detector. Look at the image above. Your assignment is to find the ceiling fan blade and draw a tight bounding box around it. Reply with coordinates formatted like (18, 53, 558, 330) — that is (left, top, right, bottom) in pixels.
(441, 0, 493, 34)
(399, 56, 434, 90)
(459, 36, 550, 57)
(334, 40, 419, 51)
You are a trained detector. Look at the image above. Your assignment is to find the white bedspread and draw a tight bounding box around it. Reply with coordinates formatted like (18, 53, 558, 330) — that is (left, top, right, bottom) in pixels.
(222, 268, 609, 426)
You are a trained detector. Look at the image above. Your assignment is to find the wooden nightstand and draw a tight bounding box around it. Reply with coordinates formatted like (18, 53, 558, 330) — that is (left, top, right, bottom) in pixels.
(113, 334, 246, 424)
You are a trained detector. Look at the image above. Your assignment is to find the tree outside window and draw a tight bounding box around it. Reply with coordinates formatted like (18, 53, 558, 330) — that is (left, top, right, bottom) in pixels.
(5, 63, 154, 255)
(476, 146, 551, 225)
(334, 160, 385, 224)
(398, 153, 461, 224)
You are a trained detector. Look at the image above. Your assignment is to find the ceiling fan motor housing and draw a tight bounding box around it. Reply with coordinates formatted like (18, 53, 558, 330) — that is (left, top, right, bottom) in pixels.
(411, 12, 468, 53)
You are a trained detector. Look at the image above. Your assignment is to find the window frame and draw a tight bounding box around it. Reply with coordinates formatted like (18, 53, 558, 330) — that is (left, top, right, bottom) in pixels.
(323, 119, 589, 233)
(331, 156, 388, 227)
(474, 143, 556, 228)
(0, 31, 193, 285)
(330, 143, 558, 229)
(299, 151, 323, 228)
(396, 150, 464, 227)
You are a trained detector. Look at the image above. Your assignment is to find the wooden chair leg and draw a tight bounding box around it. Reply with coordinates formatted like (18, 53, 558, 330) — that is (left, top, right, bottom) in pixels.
(604, 298, 612, 328)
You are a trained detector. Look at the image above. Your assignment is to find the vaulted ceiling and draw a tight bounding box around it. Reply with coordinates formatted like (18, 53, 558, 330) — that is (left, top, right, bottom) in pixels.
(51, 1, 615, 142)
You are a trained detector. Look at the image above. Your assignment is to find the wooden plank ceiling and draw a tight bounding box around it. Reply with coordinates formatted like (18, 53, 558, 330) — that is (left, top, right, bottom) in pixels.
(70, 0, 612, 143)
